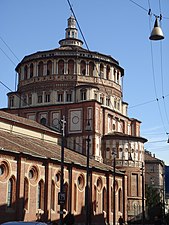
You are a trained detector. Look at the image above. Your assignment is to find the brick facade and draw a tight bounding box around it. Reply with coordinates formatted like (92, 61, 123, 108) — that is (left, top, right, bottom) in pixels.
(1, 15, 147, 223)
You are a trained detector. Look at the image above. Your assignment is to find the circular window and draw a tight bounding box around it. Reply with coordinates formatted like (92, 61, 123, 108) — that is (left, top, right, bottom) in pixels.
(96, 177, 103, 191)
(0, 160, 10, 181)
(28, 166, 38, 183)
(40, 117, 47, 125)
(29, 170, 34, 179)
(0, 165, 4, 175)
(77, 174, 85, 190)
(55, 171, 61, 187)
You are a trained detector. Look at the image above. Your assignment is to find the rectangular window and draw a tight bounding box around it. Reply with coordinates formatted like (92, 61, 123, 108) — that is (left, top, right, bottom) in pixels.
(131, 174, 138, 196)
(9, 97, 14, 107)
(81, 91, 86, 100)
(28, 95, 32, 105)
(38, 95, 43, 103)
(150, 166, 155, 172)
(100, 96, 104, 104)
(58, 93, 63, 102)
(23, 96, 27, 106)
(66, 93, 72, 102)
(45, 93, 50, 102)
(106, 98, 110, 106)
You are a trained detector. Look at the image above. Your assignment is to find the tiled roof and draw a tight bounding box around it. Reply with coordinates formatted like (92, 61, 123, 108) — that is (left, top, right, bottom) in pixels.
(104, 131, 147, 143)
(0, 110, 57, 134)
(145, 151, 164, 165)
(0, 129, 120, 174)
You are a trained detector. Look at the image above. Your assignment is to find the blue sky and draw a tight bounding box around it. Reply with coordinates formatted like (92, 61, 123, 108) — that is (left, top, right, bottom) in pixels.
(1, 0, 169, 164)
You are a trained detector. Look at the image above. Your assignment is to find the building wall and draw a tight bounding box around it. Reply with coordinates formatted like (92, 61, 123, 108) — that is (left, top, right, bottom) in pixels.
(0, 151, 125, 225)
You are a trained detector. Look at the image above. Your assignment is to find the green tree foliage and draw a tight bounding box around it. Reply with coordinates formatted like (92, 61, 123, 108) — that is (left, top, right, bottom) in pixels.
(145, 184, 162, 220)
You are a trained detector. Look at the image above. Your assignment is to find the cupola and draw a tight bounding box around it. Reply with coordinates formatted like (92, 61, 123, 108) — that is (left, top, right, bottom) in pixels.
(59, 15, 83, 48)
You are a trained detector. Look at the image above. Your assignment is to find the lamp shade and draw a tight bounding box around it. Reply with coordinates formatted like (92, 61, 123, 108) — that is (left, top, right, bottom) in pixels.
(149, 18, 164, 41)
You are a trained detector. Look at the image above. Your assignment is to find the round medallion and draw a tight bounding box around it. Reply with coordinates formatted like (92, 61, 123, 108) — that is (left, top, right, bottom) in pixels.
(72, 116, 79, 124)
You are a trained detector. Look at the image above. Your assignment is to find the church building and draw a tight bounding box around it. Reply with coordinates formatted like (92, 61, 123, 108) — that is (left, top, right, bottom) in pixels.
(1, 15, 147, 224)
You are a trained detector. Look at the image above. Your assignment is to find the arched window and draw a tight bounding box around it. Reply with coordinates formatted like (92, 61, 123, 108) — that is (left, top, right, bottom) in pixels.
(117, 71, 120, 84)
(38, 61, 43, 77)
(24, 65, 28, 80)
(74, 184, 77, 211)
(113, 69, 116, 82)
(68, 60, 74, 74)
(80, 60, 86, 75)
(51, 180, 55, 211)
(93, 185, 97, 213)
(47, 60, 52, 75)
(89, 62, 94, 76)
(100, 63, 104, 78)
(28, 94, 32, 105)
(24, 178, 29, 210)
(58, 60, 64, 74)
(102, 187, 107, 212)
(114, 99, 117, 109)
(64, 183, 68, 211)
(7, 176, 16, 208)
(37, 180, 45, 210)
(106, 65, 110, 80)
(111, 187, 113, 212)
(118, 188, 123, 212)
(30, 63, 34, 78)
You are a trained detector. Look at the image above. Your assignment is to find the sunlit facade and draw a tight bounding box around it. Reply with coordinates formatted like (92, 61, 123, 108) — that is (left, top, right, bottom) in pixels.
(4, 15, 147, 223)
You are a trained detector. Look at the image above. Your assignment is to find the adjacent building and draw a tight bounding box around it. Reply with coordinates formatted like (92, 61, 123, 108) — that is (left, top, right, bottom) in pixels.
(1, 15, 147, 223)
(144, 150, 165, 221)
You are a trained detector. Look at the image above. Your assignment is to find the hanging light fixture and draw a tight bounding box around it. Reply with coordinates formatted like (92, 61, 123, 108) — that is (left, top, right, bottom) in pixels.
(167, 133, 169, 143)
(149, 17, 164, 41)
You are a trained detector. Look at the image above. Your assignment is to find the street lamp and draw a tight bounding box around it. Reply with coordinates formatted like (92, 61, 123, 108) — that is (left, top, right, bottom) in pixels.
(142, 162, 145, 225)
(55, 116, 66, 225)
(149, 17, 164, 41)
(112, 151, 117, 225)
(85, 120, 91, 225)
(53, 116, 66, 225)
(167, 133, 169, 143)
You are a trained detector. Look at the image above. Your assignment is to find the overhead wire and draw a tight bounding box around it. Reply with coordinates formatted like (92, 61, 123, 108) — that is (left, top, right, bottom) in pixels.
(0, 46, 17, 66)
(0, 36, 20, 93)
(0, 36, 20, 62)
(66, 0, 125, 123)
(129, 93, 169, 109)
(158, 0, 169, 133)
(1, 0, 168, 145)
(128, 0, 169, 142)
(147, 0, 169, 137)
(0, 80, 30, 107)
(128, 0, 148, 12)
(128, 0, 169, 19)
(157, 0, 169, 132)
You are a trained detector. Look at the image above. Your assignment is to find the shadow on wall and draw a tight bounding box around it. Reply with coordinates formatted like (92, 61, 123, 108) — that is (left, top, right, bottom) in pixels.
(0, 198, 106, 225)
(0, 197, 26, 223)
